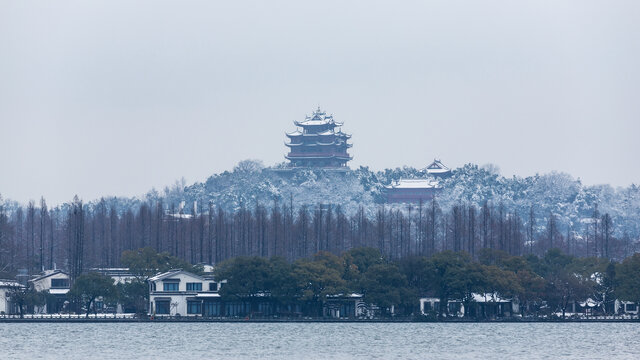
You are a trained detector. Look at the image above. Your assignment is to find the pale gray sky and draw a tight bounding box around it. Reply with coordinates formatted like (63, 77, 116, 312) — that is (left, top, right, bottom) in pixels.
(1, 0, 639, 205)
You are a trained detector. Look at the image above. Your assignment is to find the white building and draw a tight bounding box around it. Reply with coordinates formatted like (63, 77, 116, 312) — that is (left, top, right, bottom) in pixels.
(29, 270, 71, 314)
(30, 269, 70, 293)
(148, 269, 223, 317)
(0, 280, 24, 315)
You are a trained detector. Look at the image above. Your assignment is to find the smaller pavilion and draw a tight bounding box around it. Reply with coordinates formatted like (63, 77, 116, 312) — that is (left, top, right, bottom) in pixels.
(424, 159, 451, 177)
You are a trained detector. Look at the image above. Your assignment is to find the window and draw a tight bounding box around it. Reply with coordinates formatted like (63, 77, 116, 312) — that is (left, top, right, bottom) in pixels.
(423, 302, 432, 312)
(187, 301, 202, 314)
(340, 303, 354, 318)
(163, 282, 179, 291)
(186, 282, 202, 291)
(156, 301, 170, 314)
(209, 282, 218, 292)
(51, 278, 69, 288)
(626, 303, 637, 312)
(449, 302, 460, 313)
(225, 302, 250, 316)
(203, 302, 221, 316)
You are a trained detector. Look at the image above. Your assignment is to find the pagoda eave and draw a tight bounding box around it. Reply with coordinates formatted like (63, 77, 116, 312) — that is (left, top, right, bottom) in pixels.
(286, 154, 353, 160)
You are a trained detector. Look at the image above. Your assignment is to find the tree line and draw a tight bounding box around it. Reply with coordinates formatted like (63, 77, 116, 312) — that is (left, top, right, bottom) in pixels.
(7, 246, 640, 319)
(213, 247, 640, 319)
(0, 193, 634, 280)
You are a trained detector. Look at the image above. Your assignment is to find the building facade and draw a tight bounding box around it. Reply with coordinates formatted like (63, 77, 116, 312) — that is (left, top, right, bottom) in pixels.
(29, 270, 71, 314)
(148, 269, 223, 317)
(420, 294, 520, 318)
(323, 293, 370, 318)
(285, 107, 352, 168)
(0, 280, 24, 315)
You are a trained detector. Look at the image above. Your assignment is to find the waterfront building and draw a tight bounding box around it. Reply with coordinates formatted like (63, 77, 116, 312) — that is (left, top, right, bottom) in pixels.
(285, 107, 352, 168)
(0, 280, 24, 315)
(148, 269, 224, 317)
(323, 293, 370, 318)
(420, 293, 520, 318)
(384, 179, 440, 203)
(29, 270, 70, 314)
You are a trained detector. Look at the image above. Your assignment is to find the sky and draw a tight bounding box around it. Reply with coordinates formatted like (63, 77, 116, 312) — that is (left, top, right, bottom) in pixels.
(1, 0, 639, 205)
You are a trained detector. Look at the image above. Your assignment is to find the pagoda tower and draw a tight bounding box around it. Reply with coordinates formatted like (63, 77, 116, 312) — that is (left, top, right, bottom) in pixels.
(285, 107, 353, 168)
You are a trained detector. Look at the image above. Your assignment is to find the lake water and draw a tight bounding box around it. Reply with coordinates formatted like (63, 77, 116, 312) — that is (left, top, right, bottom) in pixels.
(1, 322, 639, 359)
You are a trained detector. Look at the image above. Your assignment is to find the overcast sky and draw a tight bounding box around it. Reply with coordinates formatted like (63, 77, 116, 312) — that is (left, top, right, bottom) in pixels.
(1, 0, 639, 205)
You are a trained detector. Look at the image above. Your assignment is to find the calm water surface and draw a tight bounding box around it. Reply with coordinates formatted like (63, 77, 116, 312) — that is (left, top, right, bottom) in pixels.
(1, 322, 639, 359)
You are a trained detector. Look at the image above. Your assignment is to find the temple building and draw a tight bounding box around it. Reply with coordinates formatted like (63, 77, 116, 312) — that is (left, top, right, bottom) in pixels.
(285, 107, 352, 168)
(425, 159, 451, 177)
(384, 179, 440, 204)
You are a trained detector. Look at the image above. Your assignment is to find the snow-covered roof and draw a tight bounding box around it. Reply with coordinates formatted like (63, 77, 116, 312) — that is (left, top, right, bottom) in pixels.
(201, 264, 216, 273)
(0, 280, 23, 288)
(326, 293, 363, 298)
(148, 269, 204, 282)
(50, 288, 70, 295)
(385, 179, 438, 189)
(296, 119, 333, 126)
(471, 293, 512, 303)
(195, 293, 221, 298)
(579, 298, 599, 308)
(293, 107, 343, 127)
(422, 293, 513, 303)
(425, 159, 451, 174)
(286, 130, 302, 137)
(29, 269, 69, 283)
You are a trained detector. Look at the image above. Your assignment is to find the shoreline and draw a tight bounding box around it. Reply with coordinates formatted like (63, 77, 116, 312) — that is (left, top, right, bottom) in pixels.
(1, 317, 638, 323)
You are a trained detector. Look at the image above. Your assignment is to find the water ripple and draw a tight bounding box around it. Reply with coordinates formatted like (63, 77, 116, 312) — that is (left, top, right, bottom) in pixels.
(0, 322, 639, 359)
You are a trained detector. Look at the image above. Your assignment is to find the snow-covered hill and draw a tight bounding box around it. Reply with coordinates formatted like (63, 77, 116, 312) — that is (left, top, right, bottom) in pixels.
(3, 160, 638, 239)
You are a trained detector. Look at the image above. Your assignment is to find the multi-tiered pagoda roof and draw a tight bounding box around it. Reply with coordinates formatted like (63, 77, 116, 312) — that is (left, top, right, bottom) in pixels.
(285, 107, 352, 168)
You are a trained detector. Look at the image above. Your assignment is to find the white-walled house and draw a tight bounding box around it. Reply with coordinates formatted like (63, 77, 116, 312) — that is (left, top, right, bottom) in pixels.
(30, 268, 138, 314)
(29, 270, 71, 314)
(30, 270, 71, 293)
(148, 270, 223, 317)
(0, 280, 24, 315)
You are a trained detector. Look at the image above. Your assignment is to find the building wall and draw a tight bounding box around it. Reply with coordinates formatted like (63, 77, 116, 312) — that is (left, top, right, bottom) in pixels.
(149, 272, 219, 316)
(386, 188, 438, 203)
(0, 288, 13, 314)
